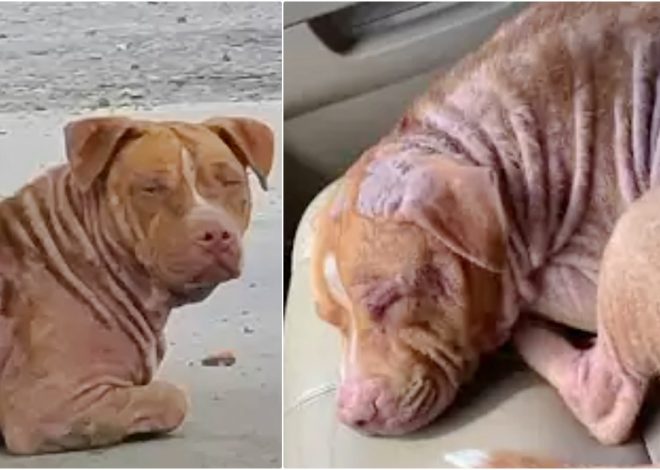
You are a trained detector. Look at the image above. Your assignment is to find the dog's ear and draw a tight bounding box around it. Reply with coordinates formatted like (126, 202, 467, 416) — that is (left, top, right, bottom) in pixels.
(357, 156, 507, 272)
(413, 160, 507, 272)
(204, 117, 274, 191)
(64, 117, 142, 192)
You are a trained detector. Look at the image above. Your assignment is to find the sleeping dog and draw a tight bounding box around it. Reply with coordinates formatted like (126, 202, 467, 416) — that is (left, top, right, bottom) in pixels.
(312, 2, 660, 448)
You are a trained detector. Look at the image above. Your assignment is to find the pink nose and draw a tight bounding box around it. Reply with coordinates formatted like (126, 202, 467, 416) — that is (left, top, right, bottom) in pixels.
(337, 378, 394, 431)
(195, 225, 236, 251)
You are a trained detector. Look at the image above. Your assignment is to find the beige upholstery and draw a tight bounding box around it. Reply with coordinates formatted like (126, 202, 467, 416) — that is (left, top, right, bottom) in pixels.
(284, 181, 655, 468)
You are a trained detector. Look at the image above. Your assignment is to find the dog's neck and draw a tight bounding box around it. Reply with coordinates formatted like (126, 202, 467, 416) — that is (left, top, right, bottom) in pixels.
(78, 174, 176, 330)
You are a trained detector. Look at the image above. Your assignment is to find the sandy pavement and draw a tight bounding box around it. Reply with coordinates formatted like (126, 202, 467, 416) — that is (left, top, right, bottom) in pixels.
(0, 2, 281, 113)
(0, 2, 282, 467)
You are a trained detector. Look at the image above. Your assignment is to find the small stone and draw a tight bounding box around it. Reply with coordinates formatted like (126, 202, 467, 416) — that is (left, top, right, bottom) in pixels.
(0, 33, 8, 39)
(243, 325, 254, 334)
(249, 282, 256, 288)
(222, 52, 231, 62)
(115, 43, 128, 52)
(186, 360, 194, 367)
(97, 97, 110, 108)
(0, 129, 7, 135)
(169, 76, 187, 87)
(240, 310, 249, 316)
(177, 15, 187, 24)
(201, 350, 236, 367)
(130, 63, 140, 70)
(120, 88, 144, 99)
(34, 105, 46, 111)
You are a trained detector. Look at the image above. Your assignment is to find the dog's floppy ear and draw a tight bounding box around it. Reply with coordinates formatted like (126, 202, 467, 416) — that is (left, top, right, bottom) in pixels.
(64, 117, 141, 192)
(357, 155, 507, 272)
(204, 117, 274, 191)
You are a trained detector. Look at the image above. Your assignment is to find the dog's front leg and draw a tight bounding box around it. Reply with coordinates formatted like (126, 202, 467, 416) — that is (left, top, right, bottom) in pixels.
(514, 320, 647, 445)
(3, 380, 188, 455)
(512, 189, 660, 445)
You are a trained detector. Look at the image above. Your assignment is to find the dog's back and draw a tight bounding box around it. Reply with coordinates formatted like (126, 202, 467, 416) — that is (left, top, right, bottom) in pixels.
(369, 3, 660, 331)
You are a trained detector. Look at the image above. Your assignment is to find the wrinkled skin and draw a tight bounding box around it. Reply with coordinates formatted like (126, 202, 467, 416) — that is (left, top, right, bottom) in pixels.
(312, 3, 660, 445)
(0, 115, 273, 454)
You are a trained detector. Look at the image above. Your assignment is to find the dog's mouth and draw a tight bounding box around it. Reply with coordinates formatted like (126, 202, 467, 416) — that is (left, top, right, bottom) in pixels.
(168, 259, 241, 306)
(208, 252, 242, 280)
(159, 239, 245, 306)
(185, 263, 238, 291)
(337, 375, 453, 436)
(372, 388, 450, 436)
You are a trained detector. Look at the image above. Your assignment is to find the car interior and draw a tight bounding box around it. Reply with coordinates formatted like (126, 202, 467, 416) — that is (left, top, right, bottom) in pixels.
(283, 2, 660, 467)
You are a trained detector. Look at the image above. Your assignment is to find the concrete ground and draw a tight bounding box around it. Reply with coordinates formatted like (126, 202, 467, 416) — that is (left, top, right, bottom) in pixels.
(0, 2, 282, 467)
(0, 2, 281, 113)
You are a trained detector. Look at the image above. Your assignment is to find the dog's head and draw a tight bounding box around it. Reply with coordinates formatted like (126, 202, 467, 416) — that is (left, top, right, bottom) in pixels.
(65, 116, 274, 302)
(312, 146, 508, 435)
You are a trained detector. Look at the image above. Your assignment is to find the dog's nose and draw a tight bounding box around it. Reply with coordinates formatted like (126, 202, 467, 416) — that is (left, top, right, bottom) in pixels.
(337, 378, 393, 431)
(195, 225, 236, 251)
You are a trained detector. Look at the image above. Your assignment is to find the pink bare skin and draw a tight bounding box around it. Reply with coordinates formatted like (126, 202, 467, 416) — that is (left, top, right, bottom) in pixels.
(0, 115, 273, 454)
(311, 3, 660, 444)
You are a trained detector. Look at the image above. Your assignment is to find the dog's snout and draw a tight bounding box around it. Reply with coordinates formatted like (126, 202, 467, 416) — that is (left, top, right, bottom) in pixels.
(337, 378, 391, 431)
(191, 220, 242, 279)
(337, 375, 447, 435)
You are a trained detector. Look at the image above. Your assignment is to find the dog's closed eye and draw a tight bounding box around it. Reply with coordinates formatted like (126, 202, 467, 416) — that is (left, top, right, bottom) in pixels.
(141, 182, 168, 195)
(363, 284, 406, 322)
(210, 163, 243, 187)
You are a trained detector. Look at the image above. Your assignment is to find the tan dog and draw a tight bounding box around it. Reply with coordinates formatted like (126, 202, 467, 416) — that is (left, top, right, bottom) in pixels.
(0, 115, 273, 454)
(311, 3, 660, 447)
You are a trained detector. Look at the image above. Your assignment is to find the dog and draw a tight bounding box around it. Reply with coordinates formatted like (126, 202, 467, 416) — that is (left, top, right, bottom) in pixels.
(311, 2, 660, 451)
(0, 115, 273, 454)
